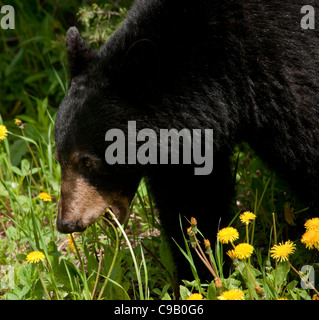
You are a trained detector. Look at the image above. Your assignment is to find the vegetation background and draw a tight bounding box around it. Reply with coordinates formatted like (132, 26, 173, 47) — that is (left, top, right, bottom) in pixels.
(0, 0, 318, 300)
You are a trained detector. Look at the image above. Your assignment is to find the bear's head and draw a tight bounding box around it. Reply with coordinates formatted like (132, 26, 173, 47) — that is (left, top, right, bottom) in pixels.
(54, 27, 159, 233)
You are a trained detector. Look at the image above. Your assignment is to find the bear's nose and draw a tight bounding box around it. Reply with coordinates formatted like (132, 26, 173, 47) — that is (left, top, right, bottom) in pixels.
(56, 218, 86, 233)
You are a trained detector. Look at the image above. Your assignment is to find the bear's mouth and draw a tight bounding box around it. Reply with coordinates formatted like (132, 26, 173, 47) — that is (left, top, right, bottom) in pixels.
(103, 202, 130, 225)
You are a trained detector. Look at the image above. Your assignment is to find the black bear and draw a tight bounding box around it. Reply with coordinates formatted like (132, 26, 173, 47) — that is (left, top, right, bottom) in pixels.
(54, 0, 319, 279)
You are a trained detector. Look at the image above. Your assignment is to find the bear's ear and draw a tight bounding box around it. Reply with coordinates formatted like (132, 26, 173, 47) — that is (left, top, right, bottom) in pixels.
(121, 39, 160, 102)
(66, 27, 97, 78)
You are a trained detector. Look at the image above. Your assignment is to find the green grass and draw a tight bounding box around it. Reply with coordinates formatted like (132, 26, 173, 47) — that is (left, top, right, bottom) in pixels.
(0, 0, 318, 300)
(0, 102, 175, 300)
(0, 109, 318, 300)
(0, 119, 173, 300)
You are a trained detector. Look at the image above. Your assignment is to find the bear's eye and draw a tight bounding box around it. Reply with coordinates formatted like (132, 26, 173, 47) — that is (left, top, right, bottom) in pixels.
(81, 158, 92, 169)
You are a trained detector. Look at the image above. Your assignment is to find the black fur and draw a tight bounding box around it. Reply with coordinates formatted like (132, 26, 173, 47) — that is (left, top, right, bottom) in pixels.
(55, 0, 319, 280)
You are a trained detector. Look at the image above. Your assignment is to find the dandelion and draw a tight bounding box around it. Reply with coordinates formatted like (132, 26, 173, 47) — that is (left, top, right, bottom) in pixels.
(270, 240, 296, 262)
(239, 211, 256, 225)
(218, 289, 245, 300)
(0, 125, 8, 141)
(68, 234, 76, 253)
(187, 226, 196, 248)
(204, 239, 210, 248)
(190, 217, 197, 226)
(37, 192, 52, 202)
(188, 217, 198, 237)
(14, 119, 22, 126)
(26, 251, 45, 264)
(226, 249, 237, 260)
(217, 227, 239, 244)
(14, 118, 25, 129)
(26, 251, 50, 300)
(304, 217, 319, 231)
(204, 239, 212, 254)
(186, 293, 203, 300)
(234, 243, 254, 260)
(301, 229, 319, 250)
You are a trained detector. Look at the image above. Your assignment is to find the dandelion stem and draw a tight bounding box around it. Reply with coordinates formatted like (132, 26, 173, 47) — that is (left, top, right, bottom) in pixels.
(288, 261, 319, 296)
(194, 246, 216, 278)
(195, 236, 209, 265)
(194, 236, 219, 280)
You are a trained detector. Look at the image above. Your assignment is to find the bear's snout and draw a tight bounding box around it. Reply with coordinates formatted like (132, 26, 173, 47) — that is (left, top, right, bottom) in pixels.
(55, 164, 133, 233)
(56, 217, 86, 233)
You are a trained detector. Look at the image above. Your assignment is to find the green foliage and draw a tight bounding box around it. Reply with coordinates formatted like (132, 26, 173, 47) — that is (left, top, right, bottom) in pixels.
(0, 0, 75, 117)
(77, 1, 132, 48)
(0, 0, 133, 119)
(0, 151, 173, 300)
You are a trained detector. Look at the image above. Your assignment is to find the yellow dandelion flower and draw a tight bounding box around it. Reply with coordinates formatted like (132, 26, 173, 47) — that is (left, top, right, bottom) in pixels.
(0, 125, 8, 141)
(186, 293, 203, 300)
(301, 229, 319, 250)
(305, 217, 319, 231)
(270, 240, 296, 262)
(68, 234, 76, 253)
(226, 249, 237, 260)
(239, 211, 256, 225)
(37, 192, 52, 202)
(218, 289, 245, 300)
(234, 243, 254, 260)
(14, 119, 22, 126)
(217, 227, 239, 244)
(278, 297, 289, 300)
(26, 251, 45, 264)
